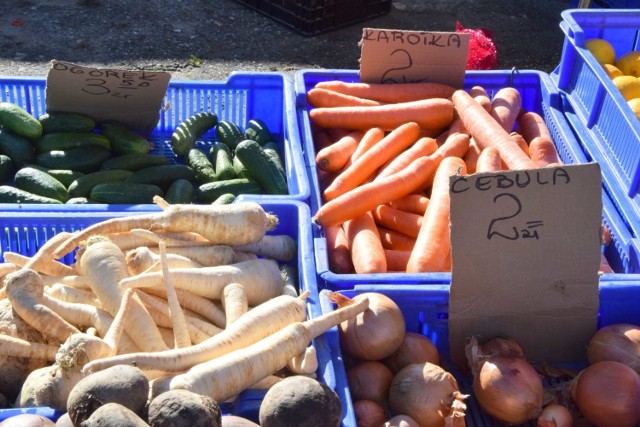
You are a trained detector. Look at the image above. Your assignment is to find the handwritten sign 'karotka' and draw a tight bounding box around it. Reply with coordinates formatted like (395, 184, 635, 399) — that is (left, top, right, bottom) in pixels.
(448, 163, 602, 367)
(46, 60, 171, 131)
(359, 28, 469, 87)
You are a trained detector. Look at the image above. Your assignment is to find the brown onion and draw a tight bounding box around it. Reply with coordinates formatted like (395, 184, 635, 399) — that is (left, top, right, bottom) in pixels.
(479, 336, 525, 359)
(388, 362, 467, 427)
(382, 415, 420, 427)
(353, 399, 387, 427)
(536, 404, 573, 427)
(473, 356, 543, 424)
(382, 331, 439, 374)
(570, 360, 640, 427)
(587, 323, 640, 373)
(331, 292, 405, 361)
(346, 361, 394, 405)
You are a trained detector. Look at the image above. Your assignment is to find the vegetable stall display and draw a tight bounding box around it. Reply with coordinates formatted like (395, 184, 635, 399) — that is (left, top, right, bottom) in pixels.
(0, 198, 368, 425)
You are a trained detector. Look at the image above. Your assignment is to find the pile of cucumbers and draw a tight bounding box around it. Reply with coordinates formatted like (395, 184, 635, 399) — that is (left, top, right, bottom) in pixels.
(0, 101, 288, 205)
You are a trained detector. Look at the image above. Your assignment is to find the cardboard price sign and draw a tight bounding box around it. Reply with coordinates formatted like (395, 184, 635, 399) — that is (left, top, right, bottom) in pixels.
(448, 163, 602, 367)
(359, 28, 469, 87)
(46, 60, 171, 131)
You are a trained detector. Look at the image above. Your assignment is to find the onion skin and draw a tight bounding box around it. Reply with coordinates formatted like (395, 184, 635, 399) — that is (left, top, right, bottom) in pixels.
(382, 331, 439, 374)
(383, 415, 420, 427)
(587, 323, 640, 373)
(473, 356, 543, 425)
(388, 362, 467, 427)
(479, 337, 525, 359)
(332, 292, 405, 361)
(353, 399, 387, 427)
(571, 360, 640, 427)
(346, 361, 394, 405)
(537, 404, 573, 427)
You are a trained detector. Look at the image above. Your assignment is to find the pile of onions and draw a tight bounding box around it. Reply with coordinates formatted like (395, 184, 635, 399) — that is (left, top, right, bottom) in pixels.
(330, 292, 405, 361)
(466, 337, 543, 425)
(587, 323, 640, 373)
(569, 360, 640, 427)
(388, 362, 467, 427)
(382, 331, 440, 374)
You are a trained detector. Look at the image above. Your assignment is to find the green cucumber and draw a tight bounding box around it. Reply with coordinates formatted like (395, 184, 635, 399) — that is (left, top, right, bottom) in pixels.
(171, 112, 218, 157)
(68, 169, 133, 198)
(101, 153, 169, 171)
(232, 155, 250, 179)
(0, 129, 35, 167)
(0, 155, 15, 183)
(14, 167, 70, 203)
(0, 102, 42, 140)
(25, 164, 85, 188)
(186, 149, 217, 184)
(125, 164, 195, 189)
(0, 185, 63, 204)
(36, 145, 112, 173)
(34, 132, 111, 153)
(262, 141, 286, 180)
(38, 112, 95, 133)
(211, 193, 236, 205)
(244, 118, 273, 146)
(196, 178, 262, 204)
(234, 139, 288, 195)
(100, 120, 150, 155)
(66, 197, 92, 204)
(164, 178, 195, 204)
(90, 183, 164, 204)
(210, 143, 235, 180)
(215, 121, 245, 151)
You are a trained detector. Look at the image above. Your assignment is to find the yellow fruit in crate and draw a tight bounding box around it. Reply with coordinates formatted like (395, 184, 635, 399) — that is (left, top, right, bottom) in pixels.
(627, 98, 640, 120)
(603, 63, 624, 79)
(585, 38, 617, 65)
(612, 75, 640, 101)
(615, 51, 640, 77)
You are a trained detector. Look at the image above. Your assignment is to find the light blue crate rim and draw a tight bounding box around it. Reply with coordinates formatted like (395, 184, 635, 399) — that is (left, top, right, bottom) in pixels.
(0, 72, 310, 209)
(295, 68, 640, 288)
(554, 9, 640, 229)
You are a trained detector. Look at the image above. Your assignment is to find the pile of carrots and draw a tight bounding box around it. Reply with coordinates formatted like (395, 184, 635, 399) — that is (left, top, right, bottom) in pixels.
(308, 79, 568, 274)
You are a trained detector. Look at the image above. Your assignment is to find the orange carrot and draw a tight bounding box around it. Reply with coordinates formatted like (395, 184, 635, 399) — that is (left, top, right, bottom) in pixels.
(384, 249, 411, 272)
(452, 89, 537, 170)
(373, 204, 423, 238)
(315, 130, 363, 172)
(344, 212, 387, 274)
(469, 86, 492, 112)
(309, 98, 454, 132)
(475, 146, 503, 173)
(307, 87, 382, 108)
(517, 111, 552, 143)
(490, 87, 522, 132)
(314, 80, 456, 103)
(375, 136, 438, 180)
(346, 127, 385, 168)
(510, 132, 530, 156)
(406, 156, 468, 272)
(528, 135, 562, 167)
(463, 139, 482, 174)
(388, 193, 429, 215)
(323, 122, 421, 201)
(377, 226, 416, 251)
(423, 132, 471, 189)
(324, 225, 353, 274)
(314, 134, 470, 227)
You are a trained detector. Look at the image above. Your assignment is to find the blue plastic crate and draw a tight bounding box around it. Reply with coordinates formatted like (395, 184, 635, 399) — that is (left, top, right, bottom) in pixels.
(0, 200, 353, 427)
(295, 68, 640, 288)
(553, 9, 640, 236)
(319, 281, 640, 427)
(0, 72, 309, 210)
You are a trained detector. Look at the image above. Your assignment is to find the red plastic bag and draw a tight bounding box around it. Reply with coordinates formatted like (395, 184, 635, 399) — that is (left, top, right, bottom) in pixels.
(456, 21, 498, 70)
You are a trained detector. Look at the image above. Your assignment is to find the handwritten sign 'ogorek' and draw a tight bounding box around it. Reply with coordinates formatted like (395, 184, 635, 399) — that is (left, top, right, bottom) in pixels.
(46, 60, 171, 131)
(359, 28, 469, 87)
